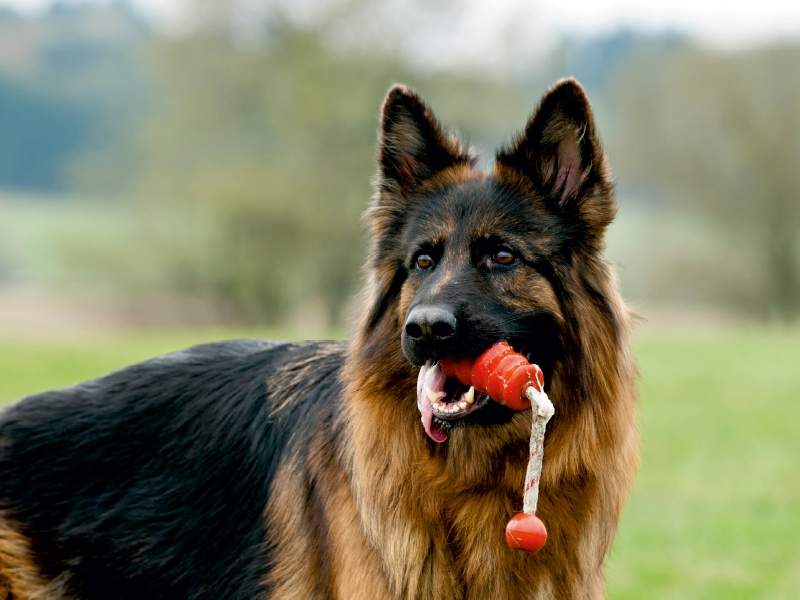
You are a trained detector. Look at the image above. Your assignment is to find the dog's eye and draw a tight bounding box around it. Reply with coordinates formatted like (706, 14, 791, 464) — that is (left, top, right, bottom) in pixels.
(416, 254, 434, 269)
(493, 250, 517, 266)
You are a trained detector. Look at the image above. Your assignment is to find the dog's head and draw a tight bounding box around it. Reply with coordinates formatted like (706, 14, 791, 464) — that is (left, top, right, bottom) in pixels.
(353, 79, 616, 442)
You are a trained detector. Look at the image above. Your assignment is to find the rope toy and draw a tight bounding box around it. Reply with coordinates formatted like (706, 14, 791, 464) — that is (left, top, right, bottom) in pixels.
(509, 382, 554, 553)
(431, 343, 554, 553)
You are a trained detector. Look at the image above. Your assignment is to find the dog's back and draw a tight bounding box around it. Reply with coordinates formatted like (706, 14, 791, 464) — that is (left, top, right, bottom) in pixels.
(0, 340, 346, 599)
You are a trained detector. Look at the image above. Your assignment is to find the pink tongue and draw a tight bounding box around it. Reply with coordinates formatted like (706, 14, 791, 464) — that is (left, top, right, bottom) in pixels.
(416, 361, 448, 443)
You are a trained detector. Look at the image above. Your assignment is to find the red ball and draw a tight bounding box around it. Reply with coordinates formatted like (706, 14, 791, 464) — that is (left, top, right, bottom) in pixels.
(505, 513, 547, 553)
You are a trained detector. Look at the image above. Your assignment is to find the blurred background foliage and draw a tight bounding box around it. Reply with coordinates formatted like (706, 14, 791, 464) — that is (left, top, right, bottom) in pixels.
(0, 0, 798, 329)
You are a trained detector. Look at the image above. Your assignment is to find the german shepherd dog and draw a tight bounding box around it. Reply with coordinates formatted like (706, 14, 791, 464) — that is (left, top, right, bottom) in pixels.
(0, 78, 638, 599)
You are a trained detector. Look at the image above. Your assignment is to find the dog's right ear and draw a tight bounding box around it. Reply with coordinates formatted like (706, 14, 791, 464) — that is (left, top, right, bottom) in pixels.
(377, 85, 470, 196)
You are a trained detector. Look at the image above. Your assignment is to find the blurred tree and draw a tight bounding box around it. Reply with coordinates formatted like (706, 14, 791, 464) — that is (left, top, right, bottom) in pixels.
(133, 5, 529, 325)
(0, 3, 149, 192)
(606, 45, 800, 319)
(136, 29, 387, 323)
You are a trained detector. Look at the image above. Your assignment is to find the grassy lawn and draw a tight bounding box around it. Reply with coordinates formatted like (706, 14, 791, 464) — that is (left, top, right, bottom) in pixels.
(607, 328, 800, 599)
(1, 327, 798, 598)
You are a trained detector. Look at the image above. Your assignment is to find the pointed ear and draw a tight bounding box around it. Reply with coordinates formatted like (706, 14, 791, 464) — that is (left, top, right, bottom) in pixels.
(496, 78, 615, 227)
(378, 85, 471, 196)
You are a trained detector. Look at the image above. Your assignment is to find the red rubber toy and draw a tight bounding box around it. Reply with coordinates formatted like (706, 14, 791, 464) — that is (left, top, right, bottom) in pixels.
(443, 343, 551, 554)
(470, 343, 512, 393)
(439, 343, 543, 410)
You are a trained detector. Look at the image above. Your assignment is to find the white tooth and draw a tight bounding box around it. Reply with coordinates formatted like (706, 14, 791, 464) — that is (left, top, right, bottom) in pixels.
(465, 386, 475, 404)
(458, 401, 467, 410)
(426, 388, 446, 403)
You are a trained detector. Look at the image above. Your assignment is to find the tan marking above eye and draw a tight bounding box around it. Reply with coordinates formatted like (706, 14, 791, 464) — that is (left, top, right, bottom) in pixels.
(416, 254, 434, 269)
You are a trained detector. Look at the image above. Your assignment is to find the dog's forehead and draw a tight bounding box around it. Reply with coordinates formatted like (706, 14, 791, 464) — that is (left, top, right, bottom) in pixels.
(410, 177, 534, 243)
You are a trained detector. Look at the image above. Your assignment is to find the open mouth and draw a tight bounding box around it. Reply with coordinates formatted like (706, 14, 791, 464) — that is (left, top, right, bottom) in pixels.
(416, 360, 491, 443)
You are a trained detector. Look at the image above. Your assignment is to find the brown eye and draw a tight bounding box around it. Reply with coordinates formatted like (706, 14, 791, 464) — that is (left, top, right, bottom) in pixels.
(493, 250, 516, 265)
(416, 254, 434, 269)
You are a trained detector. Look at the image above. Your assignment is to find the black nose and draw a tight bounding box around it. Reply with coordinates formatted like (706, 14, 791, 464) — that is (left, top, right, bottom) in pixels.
(404, 305, 457, 343)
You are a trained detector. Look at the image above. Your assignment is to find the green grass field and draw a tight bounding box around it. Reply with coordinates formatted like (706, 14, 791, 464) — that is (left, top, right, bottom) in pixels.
(1, 328, 798, 598)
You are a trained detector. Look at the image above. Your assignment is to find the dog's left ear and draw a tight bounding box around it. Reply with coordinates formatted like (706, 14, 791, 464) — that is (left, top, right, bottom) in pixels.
(496, 78, 615, 230)
(377, 85, 471, 196)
